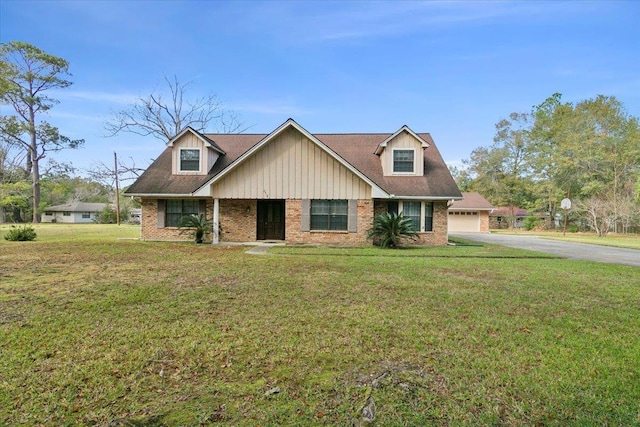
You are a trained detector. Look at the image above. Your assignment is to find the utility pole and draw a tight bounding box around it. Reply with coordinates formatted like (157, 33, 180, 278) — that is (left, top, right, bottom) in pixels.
(114, 152, 121, 226)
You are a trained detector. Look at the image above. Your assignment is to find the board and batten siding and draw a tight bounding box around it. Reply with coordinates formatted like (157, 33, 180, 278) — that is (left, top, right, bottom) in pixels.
(171, 132, 219, 175)
(210, 128, 371, 199)
(380, 130, 424, 176)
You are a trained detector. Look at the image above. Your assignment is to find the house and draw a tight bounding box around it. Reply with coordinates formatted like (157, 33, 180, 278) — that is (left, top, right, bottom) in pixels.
(42, 202, 107, 223)
(448, 192, 494, 232)
(489, 207, 529, 229)
(125, 119, 462, 245)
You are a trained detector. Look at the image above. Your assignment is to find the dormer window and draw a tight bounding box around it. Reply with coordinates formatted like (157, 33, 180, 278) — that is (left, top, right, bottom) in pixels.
(180, 149, 200, 172)
(393, 149, 414, 173)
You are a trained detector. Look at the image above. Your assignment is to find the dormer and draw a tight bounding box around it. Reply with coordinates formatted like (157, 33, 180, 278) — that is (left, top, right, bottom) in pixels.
(375, 125, 430, 176)
(167, 127, 226, 175)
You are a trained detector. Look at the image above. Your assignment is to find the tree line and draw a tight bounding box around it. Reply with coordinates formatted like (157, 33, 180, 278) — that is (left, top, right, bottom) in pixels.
(453, 93, 640, 235)
(1, 41, 240, 223)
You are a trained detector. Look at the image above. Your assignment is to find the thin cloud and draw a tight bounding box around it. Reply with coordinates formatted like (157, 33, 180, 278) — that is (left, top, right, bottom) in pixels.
(228, 1, 592, 44)
(57, 90, 139, 105)
(231, 101, 312, 116)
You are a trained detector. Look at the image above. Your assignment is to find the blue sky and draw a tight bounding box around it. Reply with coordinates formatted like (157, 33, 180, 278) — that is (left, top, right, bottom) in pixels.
(1, 0, 639, 177)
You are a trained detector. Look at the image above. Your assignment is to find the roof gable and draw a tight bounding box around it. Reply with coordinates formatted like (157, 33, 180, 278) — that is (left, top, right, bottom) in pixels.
(193, 119, 388, 197)
(167, 126, 226, 155)
(374, 125, 430, 155)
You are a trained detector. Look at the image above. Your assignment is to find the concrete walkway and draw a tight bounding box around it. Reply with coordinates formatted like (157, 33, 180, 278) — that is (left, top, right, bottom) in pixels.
(244, 241, 286, 255)
(451, 233, 640, 267)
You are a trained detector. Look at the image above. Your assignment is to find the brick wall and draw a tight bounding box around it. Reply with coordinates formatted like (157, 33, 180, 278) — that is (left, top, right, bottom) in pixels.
(140, 197, 448, 245)
(480, 211, 490, 232)
(219, 199, 257, 242)
(285, 199, 373, 245)
(140, 198, 213, 242)
(372, 200, 449, 246)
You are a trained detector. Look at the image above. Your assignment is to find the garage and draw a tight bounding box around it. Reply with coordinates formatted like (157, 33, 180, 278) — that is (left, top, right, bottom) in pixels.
(448, 211, 481, 232)
(447, 192, 494, 233)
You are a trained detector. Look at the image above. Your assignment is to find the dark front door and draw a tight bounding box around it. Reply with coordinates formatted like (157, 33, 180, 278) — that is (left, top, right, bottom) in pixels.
(257, 200, 285, 240)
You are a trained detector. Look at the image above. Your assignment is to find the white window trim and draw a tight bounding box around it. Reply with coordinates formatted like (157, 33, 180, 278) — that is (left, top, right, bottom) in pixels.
(179, 148, 202, 173)
(397, 200, 434, 233)
(392, 148, 416, 175)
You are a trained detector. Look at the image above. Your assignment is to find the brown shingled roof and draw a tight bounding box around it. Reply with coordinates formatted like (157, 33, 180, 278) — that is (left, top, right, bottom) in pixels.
(125, 124, 462, 199)
(449, 192, 494, 211)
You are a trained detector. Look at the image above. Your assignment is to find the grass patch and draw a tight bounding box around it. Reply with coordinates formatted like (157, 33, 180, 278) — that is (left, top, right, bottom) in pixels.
(492, 230, 640, 250)
(1, 226, 639, 425)
(273, 239, 559, 259)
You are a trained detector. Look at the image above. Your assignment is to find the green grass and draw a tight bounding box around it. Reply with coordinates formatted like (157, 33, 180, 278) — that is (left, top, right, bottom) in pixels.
(492, 229, 640, 250)
(1, 225, 639, 426)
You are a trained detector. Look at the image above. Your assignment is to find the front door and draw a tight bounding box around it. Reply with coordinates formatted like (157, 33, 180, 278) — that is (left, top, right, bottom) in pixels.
(257, 200, 285, 240)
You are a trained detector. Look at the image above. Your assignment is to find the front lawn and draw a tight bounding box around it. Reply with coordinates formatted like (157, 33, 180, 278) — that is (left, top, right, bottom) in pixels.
(1, 226, 638, 425)
(491, 229, 640, 250)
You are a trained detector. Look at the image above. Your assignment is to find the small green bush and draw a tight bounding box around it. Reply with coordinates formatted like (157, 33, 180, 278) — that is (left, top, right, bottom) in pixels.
(567, 225, 579, 233)
(4, 225, 37, 241)
(523, 215, 540, 231)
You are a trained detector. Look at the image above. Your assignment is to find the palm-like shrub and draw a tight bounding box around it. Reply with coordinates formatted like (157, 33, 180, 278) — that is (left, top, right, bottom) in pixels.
(367, 212, 418, 248)
(178, 214, 213, 243)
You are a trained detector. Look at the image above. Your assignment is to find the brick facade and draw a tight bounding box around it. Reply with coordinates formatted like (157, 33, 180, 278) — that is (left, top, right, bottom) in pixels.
(140, 197, 448, 246)
(219, 199, 257, 242)
(285, 199, 373, 245)
(373, 200, 449, 245)
(479, 211, 490, 232)
(140, 198, 213, 242)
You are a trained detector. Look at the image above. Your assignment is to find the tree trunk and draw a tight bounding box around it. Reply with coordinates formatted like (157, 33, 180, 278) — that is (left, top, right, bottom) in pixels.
(32, 151, 40, 223)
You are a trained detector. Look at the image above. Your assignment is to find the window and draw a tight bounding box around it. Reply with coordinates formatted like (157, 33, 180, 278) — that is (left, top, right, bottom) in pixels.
(166, 199, 199, 227)
(82, 212, 91, 219)
(180, 149, 200, 171)
(311, 200, 348, 231)
(63, 211, 71, 216)
(388, 201, 435, 232)
(45, 212, 52, 216)
(401, 201, 421, 231)
(424, 202, 433, 231)
(393, 149, 414, 173)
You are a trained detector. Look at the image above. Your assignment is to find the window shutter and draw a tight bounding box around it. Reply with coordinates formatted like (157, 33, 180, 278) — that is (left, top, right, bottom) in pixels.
(198, 199, 207, 216)
(301, 199, 310, 232)
(348, 199, 357, 232)
(157, 199, 166, 228)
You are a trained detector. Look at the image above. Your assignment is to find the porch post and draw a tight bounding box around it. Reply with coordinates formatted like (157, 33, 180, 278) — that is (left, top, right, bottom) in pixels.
(212, 198, 219, 244)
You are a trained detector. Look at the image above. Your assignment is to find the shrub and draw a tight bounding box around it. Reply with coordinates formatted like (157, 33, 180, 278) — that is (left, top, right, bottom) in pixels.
(94, 205, 130, 224)
(178, 214, 213, 243)
(523, 215, 540, 231)
(367, 212, 418, 248)
(4, 225, 37, 241)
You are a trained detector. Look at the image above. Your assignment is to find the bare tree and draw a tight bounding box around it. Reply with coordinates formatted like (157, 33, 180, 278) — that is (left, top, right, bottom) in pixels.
(104, 75, 243, 142)
(579, 196, 616, 237)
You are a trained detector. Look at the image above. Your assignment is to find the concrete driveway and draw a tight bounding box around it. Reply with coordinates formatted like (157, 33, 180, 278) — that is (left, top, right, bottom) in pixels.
(450, 233, 640, 268)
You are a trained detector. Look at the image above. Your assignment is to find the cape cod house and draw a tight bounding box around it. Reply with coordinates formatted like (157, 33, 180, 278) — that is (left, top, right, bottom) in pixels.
(125, 119, 462, 245)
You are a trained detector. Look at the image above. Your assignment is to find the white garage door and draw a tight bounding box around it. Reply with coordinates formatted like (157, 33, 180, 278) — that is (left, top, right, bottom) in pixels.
(448, 211, 480, 232)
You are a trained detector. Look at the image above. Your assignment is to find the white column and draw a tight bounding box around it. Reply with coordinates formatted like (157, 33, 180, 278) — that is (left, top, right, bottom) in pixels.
(212, 198, 219, 244)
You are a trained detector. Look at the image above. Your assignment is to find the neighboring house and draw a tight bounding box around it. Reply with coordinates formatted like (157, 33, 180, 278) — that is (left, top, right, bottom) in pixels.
(42, 202, 107, 223)
(489, 207, 529, 229)
(125, 119, 462, 245)
(448, 192, 494, 232)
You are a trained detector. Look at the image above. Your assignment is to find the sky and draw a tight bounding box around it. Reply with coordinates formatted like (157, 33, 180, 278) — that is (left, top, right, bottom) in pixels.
(1, 0, 639, 178)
